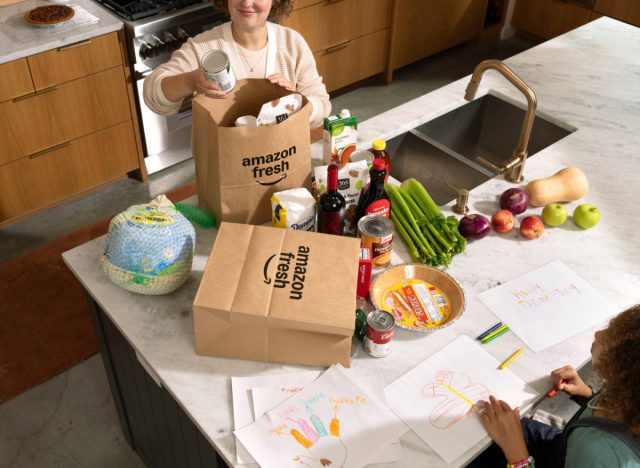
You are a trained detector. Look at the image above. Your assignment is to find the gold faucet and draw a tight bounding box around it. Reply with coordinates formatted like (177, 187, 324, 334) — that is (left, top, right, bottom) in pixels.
(464, 59, 537, 183)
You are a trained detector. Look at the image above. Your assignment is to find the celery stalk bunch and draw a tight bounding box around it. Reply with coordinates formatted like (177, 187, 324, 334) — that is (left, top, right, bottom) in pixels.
(385, 178, 466, 267)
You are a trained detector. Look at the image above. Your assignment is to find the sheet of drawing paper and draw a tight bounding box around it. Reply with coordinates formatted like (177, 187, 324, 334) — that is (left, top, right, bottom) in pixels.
(477, 260, 618, 352)
(251, 374, 403, 463)
(384, 335, 537, 464)
(231, 370, 321, 463)
(235, 365, 408, 468)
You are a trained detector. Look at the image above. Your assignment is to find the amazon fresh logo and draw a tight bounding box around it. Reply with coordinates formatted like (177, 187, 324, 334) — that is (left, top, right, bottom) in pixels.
(262, 245, 310, 300)
(242, 145, 296, 186)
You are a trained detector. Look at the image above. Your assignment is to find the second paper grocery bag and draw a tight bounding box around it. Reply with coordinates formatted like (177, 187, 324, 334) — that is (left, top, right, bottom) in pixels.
(193, 222, 360, 367)
(192, 79, 312, 225)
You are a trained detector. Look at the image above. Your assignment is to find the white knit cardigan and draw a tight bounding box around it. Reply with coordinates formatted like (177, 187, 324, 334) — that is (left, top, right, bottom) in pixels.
(143, 21, 331, 127)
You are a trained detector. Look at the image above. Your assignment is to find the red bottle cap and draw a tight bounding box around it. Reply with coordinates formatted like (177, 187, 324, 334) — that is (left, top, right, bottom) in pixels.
(372, 158, 386, 171)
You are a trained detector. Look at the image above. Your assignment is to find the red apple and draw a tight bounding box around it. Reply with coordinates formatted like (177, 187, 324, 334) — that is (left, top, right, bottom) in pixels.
(520, 216, 544, 239)
(491, 209, 516, 233)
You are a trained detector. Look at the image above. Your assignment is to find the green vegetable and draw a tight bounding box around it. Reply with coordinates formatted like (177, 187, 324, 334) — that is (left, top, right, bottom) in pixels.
(386, 179, 466, 267)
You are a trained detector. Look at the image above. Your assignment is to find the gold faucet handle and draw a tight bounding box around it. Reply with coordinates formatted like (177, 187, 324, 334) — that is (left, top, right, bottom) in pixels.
(476, 156, 505, 175)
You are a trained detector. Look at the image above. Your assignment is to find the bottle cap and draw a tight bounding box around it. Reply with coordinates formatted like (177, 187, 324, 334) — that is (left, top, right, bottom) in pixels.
(372, 158, 386, 171)
(372, 139, 386, 151)
(339, 109, 351, 118)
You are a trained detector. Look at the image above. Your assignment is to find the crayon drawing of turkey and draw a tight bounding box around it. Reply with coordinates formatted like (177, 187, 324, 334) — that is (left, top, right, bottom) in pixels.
(422, 370, 491, 429)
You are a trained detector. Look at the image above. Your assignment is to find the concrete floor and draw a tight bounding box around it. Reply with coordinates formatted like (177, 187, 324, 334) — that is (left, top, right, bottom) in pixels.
(1, 34, 594, 468)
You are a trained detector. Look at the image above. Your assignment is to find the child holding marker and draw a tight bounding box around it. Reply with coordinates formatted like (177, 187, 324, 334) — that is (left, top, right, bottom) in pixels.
(469, 304, 640, 468)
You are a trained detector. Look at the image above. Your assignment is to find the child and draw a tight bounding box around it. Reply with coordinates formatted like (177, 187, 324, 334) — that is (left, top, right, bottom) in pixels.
(471, 304, 640, 467)
(143, 0, 330, 127)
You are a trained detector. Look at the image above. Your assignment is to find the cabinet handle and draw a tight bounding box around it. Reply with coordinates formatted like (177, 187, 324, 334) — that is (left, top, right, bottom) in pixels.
(13, 86, 59, 102)
(57, 39, 92, 51)
(326, 0, 345, 3)
(29, 141, 71, 159)
(325, 41, 351, 54)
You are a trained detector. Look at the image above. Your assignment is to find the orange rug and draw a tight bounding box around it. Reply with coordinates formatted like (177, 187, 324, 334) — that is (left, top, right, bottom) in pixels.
(0, 181, 197, 404)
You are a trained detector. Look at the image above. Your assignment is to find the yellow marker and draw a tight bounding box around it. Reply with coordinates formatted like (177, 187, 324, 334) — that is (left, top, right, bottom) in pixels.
(499, 347, 524, 370)
(439, 383, 476, 407)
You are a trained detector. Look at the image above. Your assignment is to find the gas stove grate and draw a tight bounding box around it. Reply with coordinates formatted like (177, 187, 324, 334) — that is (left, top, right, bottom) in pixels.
(97, 0, 205, 21)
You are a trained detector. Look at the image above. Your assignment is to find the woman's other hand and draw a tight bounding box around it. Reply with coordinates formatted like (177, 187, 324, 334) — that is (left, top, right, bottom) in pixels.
(267, 74, 294, 92)
(478, 395, 529, 464)
(550, 365, 593, 398)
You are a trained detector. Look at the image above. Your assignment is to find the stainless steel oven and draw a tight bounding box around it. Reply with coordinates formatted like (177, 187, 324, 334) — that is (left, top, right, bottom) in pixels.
(92, 0, 226, 174)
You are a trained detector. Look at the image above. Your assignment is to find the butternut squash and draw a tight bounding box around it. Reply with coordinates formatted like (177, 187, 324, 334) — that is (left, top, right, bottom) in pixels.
(526, 167, 589, 206)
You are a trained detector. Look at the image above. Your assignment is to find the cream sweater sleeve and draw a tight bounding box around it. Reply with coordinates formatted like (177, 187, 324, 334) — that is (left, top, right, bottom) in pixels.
(143, 29, 225, 116)
(276, 26, 331, 128)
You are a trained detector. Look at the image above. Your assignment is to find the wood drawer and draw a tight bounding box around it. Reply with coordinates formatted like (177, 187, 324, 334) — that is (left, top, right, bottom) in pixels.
(284, 0, 391, 52)
(0, 121, 139, 221)
(0, 59, 35, 102)
(0, 66, 131, 165)
(595, 0, 640, 26)
(293, 0, 322, 10)
(27, 32, 123, 89)
(315, 28, 389, 92)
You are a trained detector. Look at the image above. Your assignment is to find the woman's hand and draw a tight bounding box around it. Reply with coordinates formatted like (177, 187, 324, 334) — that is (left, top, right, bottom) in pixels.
(161, 70, 226, 102)
(478, 395, 529, 464)
(550, 365, 593, 398)
(267, 74, 294, 92)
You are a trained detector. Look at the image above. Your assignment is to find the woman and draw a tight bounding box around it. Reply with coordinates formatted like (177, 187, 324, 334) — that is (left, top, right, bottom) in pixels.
(472, 304, 640, 467)
(143, 0, 330, 127)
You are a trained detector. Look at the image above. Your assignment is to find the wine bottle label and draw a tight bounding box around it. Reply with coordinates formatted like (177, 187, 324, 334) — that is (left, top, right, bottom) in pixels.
(364, 199, 390, 218)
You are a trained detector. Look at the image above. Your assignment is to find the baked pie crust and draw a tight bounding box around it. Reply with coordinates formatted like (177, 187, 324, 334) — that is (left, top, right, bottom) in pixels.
(25, 5, 75, 25)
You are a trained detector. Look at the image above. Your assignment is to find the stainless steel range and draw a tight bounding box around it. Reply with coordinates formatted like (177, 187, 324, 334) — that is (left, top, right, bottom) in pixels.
(93, 0, 226, 174)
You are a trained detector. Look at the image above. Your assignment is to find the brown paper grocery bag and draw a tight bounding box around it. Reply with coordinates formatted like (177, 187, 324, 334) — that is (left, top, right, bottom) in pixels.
(192, 79, 312, 225)
(193, 223, 360, 367)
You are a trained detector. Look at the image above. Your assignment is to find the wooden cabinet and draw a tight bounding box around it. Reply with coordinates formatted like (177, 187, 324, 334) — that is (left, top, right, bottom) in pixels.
(387, 0, 488, 79)
(0, 31, 146, 225)
(0, 59, 34, 102)
(283, 0, 392, 92)
(27, 33, 123, 90)
(594, 0, 640, 26)
(511, 0, 593, 40)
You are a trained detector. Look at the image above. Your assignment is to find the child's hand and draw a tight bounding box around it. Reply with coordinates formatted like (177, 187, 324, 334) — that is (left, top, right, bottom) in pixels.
(267, 74, 294, 92)
(478, 396, 529, 464)
(550, 365, 592, 398)
(188, 70, 227, 98)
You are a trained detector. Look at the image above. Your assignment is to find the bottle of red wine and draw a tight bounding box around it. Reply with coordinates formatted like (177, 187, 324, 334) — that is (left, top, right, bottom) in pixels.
(317, 164, 346, 235)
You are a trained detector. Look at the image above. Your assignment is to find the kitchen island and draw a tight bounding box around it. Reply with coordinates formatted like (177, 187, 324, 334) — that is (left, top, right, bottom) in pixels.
(63, 17, 640, 468)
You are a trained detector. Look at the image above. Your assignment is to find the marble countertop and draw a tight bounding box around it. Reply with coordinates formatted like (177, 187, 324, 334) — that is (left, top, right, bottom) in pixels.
(63, 17, 640, 467)
(0, 0, 122, 64)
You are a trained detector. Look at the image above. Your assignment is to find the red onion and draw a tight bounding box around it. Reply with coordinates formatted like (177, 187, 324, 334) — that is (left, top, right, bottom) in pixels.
(458, 214, 491, 240)
(500, 188, 529, 214)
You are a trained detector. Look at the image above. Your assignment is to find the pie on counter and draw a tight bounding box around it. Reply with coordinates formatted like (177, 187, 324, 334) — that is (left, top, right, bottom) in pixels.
(24, 5, 75, 25)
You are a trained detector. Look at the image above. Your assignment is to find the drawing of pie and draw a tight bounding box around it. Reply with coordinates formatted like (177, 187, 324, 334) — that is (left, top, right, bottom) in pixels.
(24, 5, 75, 25)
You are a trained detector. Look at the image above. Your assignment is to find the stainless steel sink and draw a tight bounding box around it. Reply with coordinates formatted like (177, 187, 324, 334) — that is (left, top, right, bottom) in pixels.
(388, 94, 575, 205)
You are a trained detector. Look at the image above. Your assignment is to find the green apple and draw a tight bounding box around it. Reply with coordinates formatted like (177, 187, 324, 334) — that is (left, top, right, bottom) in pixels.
(541, 203, 568, 227)
(573, 203, 600, 229)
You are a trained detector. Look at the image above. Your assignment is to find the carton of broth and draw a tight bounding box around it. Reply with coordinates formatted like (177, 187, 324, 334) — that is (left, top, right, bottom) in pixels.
(323, 109, 358, 167)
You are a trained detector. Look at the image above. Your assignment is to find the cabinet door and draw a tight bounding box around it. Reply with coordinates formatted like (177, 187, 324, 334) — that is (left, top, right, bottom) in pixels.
(0, 67, 131, 163)
(0, 122, 138, 221)
(390, 0, 487, 70)
(0, 59, 35, 102)
(283, 0, 391, 52)
(27, 32, 123, 89)
(315, 29, 389, 92)
(594, 0, 640, 26)
(511, 0, 593, 39)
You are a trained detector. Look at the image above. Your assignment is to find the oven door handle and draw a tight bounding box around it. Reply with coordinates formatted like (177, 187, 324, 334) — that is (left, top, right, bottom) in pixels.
(135, 69, 154, 80)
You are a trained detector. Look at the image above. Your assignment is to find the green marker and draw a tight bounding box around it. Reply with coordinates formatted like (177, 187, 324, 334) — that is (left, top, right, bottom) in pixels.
(482, 326, 510, 344)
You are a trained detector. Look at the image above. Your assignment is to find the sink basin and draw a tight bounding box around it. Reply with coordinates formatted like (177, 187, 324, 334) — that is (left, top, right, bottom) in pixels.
(388, 94, 575, 205)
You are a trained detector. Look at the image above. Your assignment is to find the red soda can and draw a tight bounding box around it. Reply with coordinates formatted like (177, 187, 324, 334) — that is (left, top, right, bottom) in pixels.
(364, 310, 395, 357)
